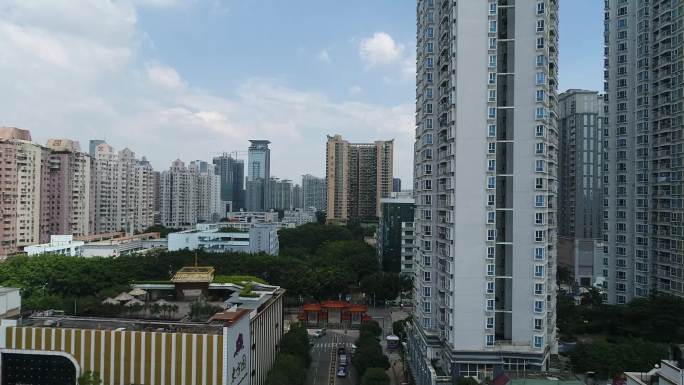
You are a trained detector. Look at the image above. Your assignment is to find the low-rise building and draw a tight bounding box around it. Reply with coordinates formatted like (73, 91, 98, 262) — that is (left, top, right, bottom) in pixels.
(0, 287, 20, 319)
(0, 277, 284, 385)
(625, 357, 683, 385)
(80, 233, 165, 258)
(226, 211, 278, 224)
(168, 224, 279, 255)
(24, 235, 85, 256)
(281, 208, 317, 227)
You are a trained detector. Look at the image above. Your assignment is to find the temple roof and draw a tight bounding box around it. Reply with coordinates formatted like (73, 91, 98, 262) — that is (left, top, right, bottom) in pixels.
(171, 266, 215, 283)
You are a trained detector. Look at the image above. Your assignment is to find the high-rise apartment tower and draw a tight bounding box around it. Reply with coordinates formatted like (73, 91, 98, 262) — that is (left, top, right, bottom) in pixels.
(408, 0, 559, 381)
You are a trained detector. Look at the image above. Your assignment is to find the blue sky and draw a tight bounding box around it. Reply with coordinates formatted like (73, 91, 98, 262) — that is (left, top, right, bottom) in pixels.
(0, 0, 604, 184)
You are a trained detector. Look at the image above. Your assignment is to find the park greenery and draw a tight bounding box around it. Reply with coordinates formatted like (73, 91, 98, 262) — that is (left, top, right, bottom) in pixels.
(264, 324, 311, 385)
(361, 367, 391, 385)
(354, 321, 390, 379)
(0, 223, 407, 316)
(557, 288, 684, 378)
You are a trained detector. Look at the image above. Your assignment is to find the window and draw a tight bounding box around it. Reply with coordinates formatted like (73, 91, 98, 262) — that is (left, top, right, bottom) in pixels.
(489, 20, 497, 33)
(534, 318, 544, 331)
(535, 247, 545, 260)
(536, 72, 546, 85)
(534, 283, 544, 295)
(536, 107, 546, 119)
(423, 286, 432, 297)
(426, 57, 434, 68)
(534, 300, 544, 313)
(488, 124, 497, 137)
(486, 334, 494, 346)
(423, 256, 431, 266)
(489, 72, 497, 84)
(487, 281, 495, 294)
(487, 176, 496, 189)
(536, 2, 545, 14)
(487, 264, 495, 276)
(535, 142, 545, 154)
(536, 37, 545, 49)
(617, 18, 627, 28)
(426, 27, 434, 38)
(535, 160, 546, 172)
(489, 3, 497, 15)
(487, 159, 496, 172)
(423, 317, 431, 328)
(487, 229, 496, 241)
(534, 335, 544, 348)
(425, 118, 433, 129)
(425, 88, 433, 99)
(486, 317, 494, 329)
(535, 178, 544, 189)
(489, 55, 497, 68)
(534, 265, 545, 278)
(487, 211, 496, 223)
(487, 246, 495, 259)
(425, 103, 433, 113)
(487, 194, 495, 206)
(535, 195, 545, 207)
(486, 299, 494, 311)
(424, 271, 431, 282)
(537, 19, 545, 32)
(535, 230, 544, 242)
(488, 89, 497, 102)
(489, 37, 497, 50)
(535, 212, 544, 225)
(488, 107, 497, 118)
(536, 54, 546, 66)
(488, 143, 496, 154)
(535, 125, 545, 137)
(423, 301, 431, 313)
(536, 89, 545, 102)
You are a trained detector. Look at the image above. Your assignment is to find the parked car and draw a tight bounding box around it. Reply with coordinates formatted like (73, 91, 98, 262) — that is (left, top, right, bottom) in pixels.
(339, 354, 348, 366)
(337, 366, 347, 378)
(350, 344, 357, 355)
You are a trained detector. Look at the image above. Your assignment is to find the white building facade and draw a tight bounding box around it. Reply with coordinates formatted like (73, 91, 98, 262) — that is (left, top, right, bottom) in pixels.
(24, 235, 85, 256)
(168, 223, 279, 255)
(408, 0, 559, 382)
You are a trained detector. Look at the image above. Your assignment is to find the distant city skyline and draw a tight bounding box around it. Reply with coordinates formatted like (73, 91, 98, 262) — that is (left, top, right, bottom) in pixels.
(0, 0, 603, 184)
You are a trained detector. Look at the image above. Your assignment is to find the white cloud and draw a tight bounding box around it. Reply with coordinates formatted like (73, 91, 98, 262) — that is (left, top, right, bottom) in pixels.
(147, 64, 184, 88)
(359, 32, 404, 67)
(316, 49, 331, 63)
(349, 85, 363, 96)
(0, 1, 415, 182)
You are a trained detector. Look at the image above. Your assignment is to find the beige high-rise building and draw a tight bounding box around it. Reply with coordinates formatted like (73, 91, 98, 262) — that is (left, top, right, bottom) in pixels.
(91, 143, 154, 235)
(325, 134, 393, 224)
(44, 139, 92, 239)
(0, 128, 43, 257)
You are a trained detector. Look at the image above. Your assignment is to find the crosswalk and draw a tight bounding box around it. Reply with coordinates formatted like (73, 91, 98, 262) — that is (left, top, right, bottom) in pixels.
(311, 341, 355, 350)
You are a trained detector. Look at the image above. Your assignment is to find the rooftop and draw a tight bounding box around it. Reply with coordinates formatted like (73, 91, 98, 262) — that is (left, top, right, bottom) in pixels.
(171, 266, 215, 283)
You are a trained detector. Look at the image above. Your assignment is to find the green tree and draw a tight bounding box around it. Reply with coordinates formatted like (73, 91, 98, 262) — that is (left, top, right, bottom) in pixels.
(78, 371, 102, 385)
(360, 320, 382, 338)
(569, 339, 668, 379)
(457, 377, 480, 385)
(361, 367, 390, 385)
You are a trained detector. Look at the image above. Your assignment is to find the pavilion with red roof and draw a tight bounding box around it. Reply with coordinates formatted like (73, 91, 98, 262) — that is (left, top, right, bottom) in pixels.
(298, 301, 369, 329)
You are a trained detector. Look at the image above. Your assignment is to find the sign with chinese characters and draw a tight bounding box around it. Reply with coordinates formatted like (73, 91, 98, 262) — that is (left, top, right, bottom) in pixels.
(223, 313, 251, 385)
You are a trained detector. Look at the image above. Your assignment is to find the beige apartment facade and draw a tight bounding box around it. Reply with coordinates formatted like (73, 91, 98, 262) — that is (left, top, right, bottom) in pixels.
(325, 134, 393, 224)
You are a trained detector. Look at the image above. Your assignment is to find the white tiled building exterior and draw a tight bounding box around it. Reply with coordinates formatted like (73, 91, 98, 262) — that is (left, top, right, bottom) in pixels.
(408, 0, 559, 382)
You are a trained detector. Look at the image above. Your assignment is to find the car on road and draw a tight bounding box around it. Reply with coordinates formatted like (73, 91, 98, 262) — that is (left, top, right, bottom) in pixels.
(308, 329, 325, 338)
(350, 344, 357, 355)
(339, 353, 348, 366)
(337, 366, 347, 378)
(337, 347, 346, 355)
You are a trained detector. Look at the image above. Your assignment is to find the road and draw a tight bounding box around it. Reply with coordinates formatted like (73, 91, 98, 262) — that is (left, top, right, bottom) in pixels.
(306, 329, 358, 385)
